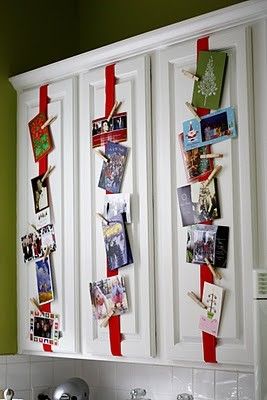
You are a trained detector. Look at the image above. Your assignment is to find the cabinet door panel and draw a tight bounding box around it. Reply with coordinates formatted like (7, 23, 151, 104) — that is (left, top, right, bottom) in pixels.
(155, 26, 255, 364)
(79, 55, 156, 357)
(17, 78, 79, 354)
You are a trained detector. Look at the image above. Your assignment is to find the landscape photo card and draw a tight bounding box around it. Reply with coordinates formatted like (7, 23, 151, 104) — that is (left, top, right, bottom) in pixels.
(103, 193, 131, 223)
(186, 224, 229, 268)
(35, 258, 54, 305)
(199, 282, 224, 337)
(89, 276, 128, 320)
(98, 141, 128, 193)
(21, 231, 43, 263)
(192, 50, 227, 110)
(102, 212, 133, 271)
(91, 112, 127, 148)
(183, 107, 237, 151)
(28, 112, 54, 162)
(31, 173, 49, 214)
(177, 178, 220, 226)
(30, 310, 59, 345)
(178, 133, 213, 183)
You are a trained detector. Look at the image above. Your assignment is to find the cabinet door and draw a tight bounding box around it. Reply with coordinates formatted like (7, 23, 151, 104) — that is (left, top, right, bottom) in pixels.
(154, 26, 255, 364)
(79, 55, 156, 357)
(17, 78, 79, 355)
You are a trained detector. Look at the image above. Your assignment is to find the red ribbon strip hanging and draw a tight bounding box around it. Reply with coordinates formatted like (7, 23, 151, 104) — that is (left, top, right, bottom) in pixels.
(196, 37, 217, 363)
(105, 64, 122, 356)
(38, 84, 52, 353)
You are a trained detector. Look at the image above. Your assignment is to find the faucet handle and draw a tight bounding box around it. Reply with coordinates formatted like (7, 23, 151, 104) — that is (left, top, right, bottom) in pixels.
(177, 394, 194, 400)
(130, 388, 147, 399)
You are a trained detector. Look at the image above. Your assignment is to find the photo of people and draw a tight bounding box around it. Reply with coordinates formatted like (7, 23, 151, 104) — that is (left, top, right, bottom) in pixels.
(30, 310, 59, 345)
(40, 224, 56, 252)
(21, 232, 43, 263)
(91, 112, 127, 148)
(31, 173, 49, 214)
(89, 276, 128, 320)
(103, 193, 131, 223)
(35, 258, 54, 305)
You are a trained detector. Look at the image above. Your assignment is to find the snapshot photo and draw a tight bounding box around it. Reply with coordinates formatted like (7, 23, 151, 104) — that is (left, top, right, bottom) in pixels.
(30, 310, 59, 345)
(31, 173, 49, 214)
(40, 224, 57, 253)
(35, 258, 54, 305)
(21, 231, 43, 263)
(89, 276, 128, 320)
(91, 112, 127, 148)
(103, 193, 131, 223)
(28, 112, 54, 162)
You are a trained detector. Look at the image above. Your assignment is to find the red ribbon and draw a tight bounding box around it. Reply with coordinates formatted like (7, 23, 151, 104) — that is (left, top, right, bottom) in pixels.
(196, 37, 217, 363)
(105, 64, 122, 356)
(38, 84, 52, 353)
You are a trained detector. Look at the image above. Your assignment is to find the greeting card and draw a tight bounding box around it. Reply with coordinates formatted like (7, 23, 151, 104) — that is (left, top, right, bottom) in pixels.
(35, 258, 54, 305)
(28, 112, 53, 162)
(199, 282, 224, 337)
(30, 310, 59, 345)
(103, 193, 131, 223)
(92, 112, 127, 148)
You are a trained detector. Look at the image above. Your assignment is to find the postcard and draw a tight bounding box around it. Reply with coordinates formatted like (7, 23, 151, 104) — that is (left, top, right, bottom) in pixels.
(178, 133, 213, 183)
(36, 207, 51, 230)
(91, 112, 127, 148)
(199, 282, 224, 337)
(177, 178, 220, 226)
(102, 213, 133, 270)
(28, 112, 54, 162)
(89, 276, 128, 320)
(30, 310, 59, 345)
(39, 224, 56, 252)
(103, 193, 131, 223)
(192, 50, 227, 110)
(35, 258, 54, 305)
(21, 231, 43, 263)
(31, 173, 49, 214)
(186, 224, 229, 268)
(98, 141, 128, 193)
(183, 107, 237, 151)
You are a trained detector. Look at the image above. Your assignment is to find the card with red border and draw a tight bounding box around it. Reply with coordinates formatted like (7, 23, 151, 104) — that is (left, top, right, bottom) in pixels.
(28, 112, 53, 162)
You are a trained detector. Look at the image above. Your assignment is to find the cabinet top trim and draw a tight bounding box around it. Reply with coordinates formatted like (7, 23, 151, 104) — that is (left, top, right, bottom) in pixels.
(10, 0, 267, 91)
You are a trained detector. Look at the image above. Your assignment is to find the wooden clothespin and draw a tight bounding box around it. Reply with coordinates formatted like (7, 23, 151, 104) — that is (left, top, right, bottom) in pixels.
(43, 245, 51, 260)
(185, 101, 201, 122)
(95, 149, 109, 163)
(96, 212, 109, 225)
(100, 308, 115, 328)
(181, 69, 199, 81)
(41, 165, 55, 182)
(30, 297, 44, 314)
(29, 223, 38, 233)
(204, 258, 222, 280)
(107, 101, 121, 122)
(187, 291, 207, 309)
(41, 115, 57, 130)
(200, 153, 223, 159)
(202, 165, 222, 187)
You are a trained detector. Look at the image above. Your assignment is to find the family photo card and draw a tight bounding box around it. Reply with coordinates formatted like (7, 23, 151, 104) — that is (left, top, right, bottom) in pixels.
(183, 107, 237, 151)
(199, 282, 224, 337)
(39, 224, 56, 253)
(31, 173, 49, 214)
(186, 224, 229, 268)
(177, 178, 220, 226)
(89, 276, 128, 320)
(21, 232, 43, 263)
(103, 193, 131, 223)
(192, 50, 227, 110)
(35, 258, 54, 305)
(30, 310, 59, 345)
(91, 112, 127, 148)
(28, 112, 54, 162)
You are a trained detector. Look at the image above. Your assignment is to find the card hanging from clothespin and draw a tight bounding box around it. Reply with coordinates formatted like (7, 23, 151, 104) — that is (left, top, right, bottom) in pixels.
(181, 69, 199, 81)
(204, 258, 222, 280)
(202, 165, 222, 188)
(95, 149, 110, 163)
(41, 115, 57, 130)
(185, 101, 201, 122)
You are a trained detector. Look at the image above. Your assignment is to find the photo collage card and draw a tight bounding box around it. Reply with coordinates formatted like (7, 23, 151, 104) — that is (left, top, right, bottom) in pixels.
(30, 310, 59, 345)
(92, 112, 127, 148)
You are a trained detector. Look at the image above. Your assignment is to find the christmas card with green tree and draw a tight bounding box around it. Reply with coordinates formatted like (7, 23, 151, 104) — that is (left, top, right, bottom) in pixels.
(192, 51, 227, 110)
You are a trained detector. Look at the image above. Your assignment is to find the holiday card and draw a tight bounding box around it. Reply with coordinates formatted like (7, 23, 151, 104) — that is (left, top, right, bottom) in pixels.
(192, 50, 227, 110)
(183, 107, 237, 151)
(98, 141, 128, 193)
(91, 112, 127, 148)
(177, 178, 220, 226)
(31, 173, 49, 214)
(199, 282, 224, 337)
(28, 112, 54, 162)
(178, 133, 213, 183)
(102, 213, 133, 270)
(103, 193, 131, 223)
(36, 207, 51, 230)
(21, 231, 43, 263)
(89, 276, 128, 320)
(39, 224, 57, 253)
(35, 258, 54, 305)
(186, 224, 229, 268)
(30, 310, 59, 345)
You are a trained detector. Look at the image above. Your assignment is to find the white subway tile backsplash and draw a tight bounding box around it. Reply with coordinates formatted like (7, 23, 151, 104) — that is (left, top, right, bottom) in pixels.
(98, 361, 116, 388)
(7, 362, 30, 390)
(93, 387, 116, 400)
(0, 363, 7, 387)
(172, 366, 192, 396)
(238, 373, 255, 400)
(80, 360, 100, 387)
(53, 359, 76, 386)
(215, 371, 237, 400)
(132, 364, 172, 395)
(193, 369, 215, 400)
(116, 363, 134, 390)
(15, 390, 31, 400)
(30, 361, 54, 387)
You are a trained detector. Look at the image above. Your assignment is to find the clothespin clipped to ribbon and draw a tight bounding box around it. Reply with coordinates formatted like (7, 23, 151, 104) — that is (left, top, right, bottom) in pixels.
(204, 258, 222, 280)
(107, 100, 121, 122)
(95, 149, 109, 163)
(187, 291, 207, 309)
(100, 308, 116, 328)
(43, 245, 51, 261)
(185, 101, 201, 121)
(41, 115, 57, 130)
(96, 212, 109, 225)
(202, 165, 222, 188)
(30, 297, 44, 314)
(181, 69, 199, 81)
(41, 165, 55, 183)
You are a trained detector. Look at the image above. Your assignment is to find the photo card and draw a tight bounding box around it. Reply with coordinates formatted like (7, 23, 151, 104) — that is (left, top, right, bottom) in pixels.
(177, 178, 220, 226)
(35, 207, 51, 230)
(199, 282, 224, 337)
(98, 141, 128, 193)
(30, 310, 59, 345)
(183, 107, 237, 151)
(178, 133, 213, 183)
(102, 213, 133, 271)
(103, 193, 131, 223)
(21, 231, 43, 263)
(91, 112, 127, 148)
(89, 275, 128, 320)
(39, 224, 56, 252)
(186, 224, 229, 268)
(35, 258, 54, 305)
(31, 173, 49, 214)
(192, 50, 227, 110)
(28, 112, 54, 162)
